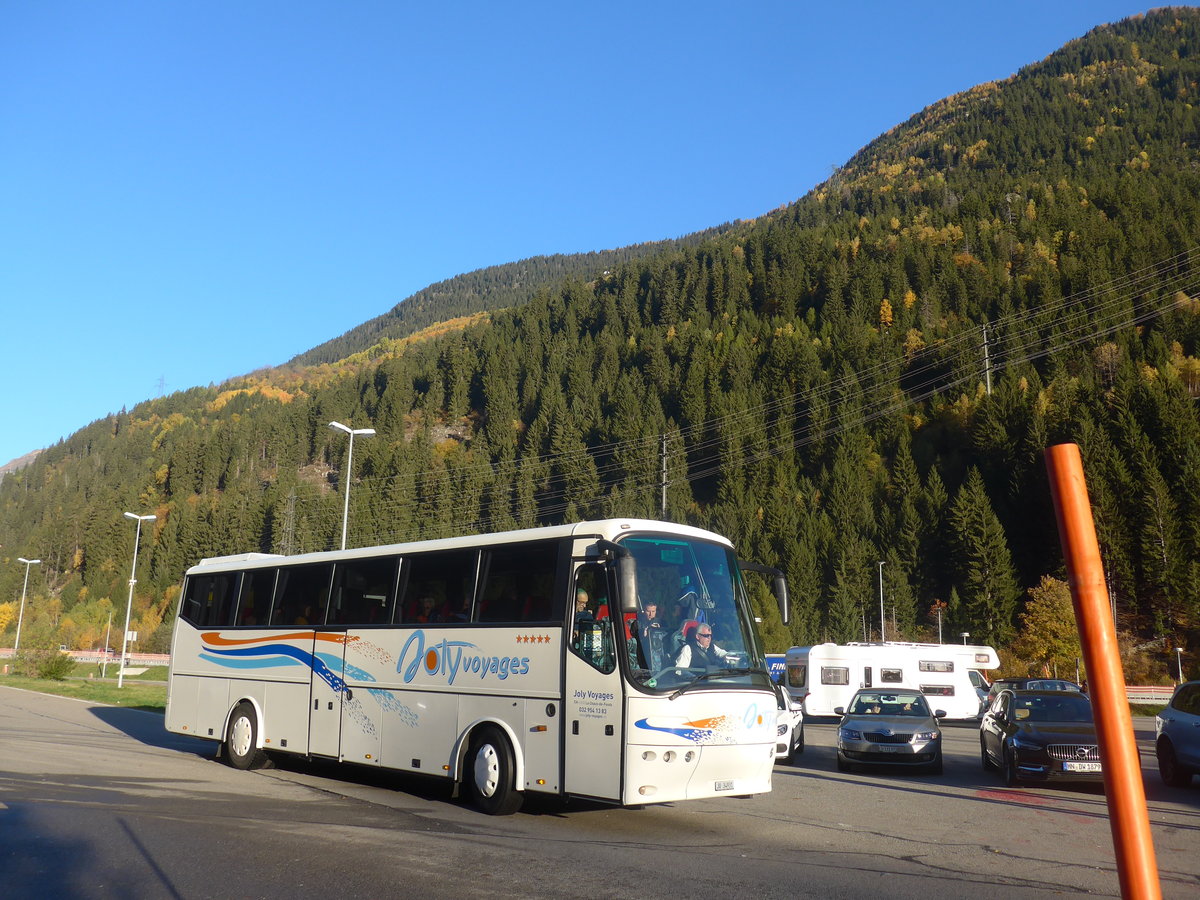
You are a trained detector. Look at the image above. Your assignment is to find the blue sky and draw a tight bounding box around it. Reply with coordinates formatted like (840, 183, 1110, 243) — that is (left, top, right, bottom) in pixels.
(0, 1, 1158, 466)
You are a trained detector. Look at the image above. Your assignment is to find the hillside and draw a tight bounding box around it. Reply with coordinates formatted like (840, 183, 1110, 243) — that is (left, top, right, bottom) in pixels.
(287, 227, 741, 366)
(1, 9, 1198, 680)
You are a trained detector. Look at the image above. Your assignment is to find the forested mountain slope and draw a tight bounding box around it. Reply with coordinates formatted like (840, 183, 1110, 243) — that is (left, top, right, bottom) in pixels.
(287, 227, 739, 366)
(2, 9, 1198, 680)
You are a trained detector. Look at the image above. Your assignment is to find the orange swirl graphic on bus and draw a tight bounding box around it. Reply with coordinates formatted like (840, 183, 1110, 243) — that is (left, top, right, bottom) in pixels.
(201, 631, 348, 646)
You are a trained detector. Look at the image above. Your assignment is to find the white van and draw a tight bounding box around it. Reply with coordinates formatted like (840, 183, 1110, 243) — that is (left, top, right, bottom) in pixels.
(784, 641, 1000, 720)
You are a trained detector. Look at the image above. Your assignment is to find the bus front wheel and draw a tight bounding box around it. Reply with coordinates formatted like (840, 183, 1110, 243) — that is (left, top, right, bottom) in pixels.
(225, 702, 267, 770)
(465, 726, 522, 816)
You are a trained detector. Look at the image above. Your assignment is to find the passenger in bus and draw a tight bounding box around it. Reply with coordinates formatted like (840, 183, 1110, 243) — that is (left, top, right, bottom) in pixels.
(412, 596, 438, 623)
(634, 600, 666, 670)
(674, 622, 730, 669)
(443, 595, 470, 622)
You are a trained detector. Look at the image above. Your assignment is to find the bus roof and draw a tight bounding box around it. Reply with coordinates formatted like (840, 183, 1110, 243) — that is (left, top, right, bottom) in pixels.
(186, 518, 733, 575)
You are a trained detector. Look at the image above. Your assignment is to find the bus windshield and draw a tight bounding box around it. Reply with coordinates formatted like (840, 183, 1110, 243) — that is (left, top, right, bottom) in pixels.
(618, 534, 769, 692)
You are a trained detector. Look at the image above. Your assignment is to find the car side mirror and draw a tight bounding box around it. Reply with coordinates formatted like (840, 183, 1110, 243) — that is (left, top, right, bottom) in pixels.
(934, 709, 947, 719)
(834, 706, 845, 716)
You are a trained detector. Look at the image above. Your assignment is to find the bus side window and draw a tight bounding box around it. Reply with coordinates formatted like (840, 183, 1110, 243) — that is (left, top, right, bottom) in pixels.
(477, 541, 560, 623)
(329, 556, 398, 625)
(271, 563, 333, 626)
(237, 569, 276, 626)
(402, 550, 478, 623)
(181, 572, 240, 627)
(570, 564, 614, 673)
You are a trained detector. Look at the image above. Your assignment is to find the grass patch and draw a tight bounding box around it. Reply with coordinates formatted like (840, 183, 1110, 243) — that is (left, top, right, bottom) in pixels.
(1130, 702, 1167, 717)
(0, 674, 165, 712)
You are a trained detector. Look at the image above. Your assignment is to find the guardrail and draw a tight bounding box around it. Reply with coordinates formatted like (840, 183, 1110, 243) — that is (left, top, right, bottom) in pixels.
(1126, 685, 1176, 704)
(0, 649, 170, 665)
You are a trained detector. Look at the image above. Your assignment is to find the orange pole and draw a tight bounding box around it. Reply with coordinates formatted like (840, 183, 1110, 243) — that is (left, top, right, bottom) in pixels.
(1044, 443, 1160, 900)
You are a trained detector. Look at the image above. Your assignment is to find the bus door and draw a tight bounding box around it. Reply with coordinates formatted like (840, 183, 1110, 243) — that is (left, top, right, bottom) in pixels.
(563, 560, 624, 801)
(309, 630, 347, 759)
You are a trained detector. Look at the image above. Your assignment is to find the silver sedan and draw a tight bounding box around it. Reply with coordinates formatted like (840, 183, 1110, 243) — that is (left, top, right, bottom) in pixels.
(835, 689, 945, 774)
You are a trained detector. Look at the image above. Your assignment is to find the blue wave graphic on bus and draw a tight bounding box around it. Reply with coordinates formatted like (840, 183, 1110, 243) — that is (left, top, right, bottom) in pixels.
(635, 704, 766, 744)
(200, 641, 347, 694)
(634, 716, 734, 743)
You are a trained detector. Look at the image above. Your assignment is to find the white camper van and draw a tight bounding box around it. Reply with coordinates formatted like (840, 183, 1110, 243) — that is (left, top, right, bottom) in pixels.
(784, 642, 999, 720)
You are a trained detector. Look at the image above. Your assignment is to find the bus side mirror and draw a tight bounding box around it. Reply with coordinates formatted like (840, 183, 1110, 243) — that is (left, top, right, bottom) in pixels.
(618, 555, 638, 614)
(773, 574, 789, 626)
(596, 540, 639, 614)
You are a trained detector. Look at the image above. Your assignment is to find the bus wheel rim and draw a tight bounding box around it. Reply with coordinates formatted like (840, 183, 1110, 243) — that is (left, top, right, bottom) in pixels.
(231, 715, 253, 758)
(474, 743, 500, 797)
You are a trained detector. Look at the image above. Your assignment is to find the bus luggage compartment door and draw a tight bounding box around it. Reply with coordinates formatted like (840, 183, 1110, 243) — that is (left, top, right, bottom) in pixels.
(309, 631, 347, 758)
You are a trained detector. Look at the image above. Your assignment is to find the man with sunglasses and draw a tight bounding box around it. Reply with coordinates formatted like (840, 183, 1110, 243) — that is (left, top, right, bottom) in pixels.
(674, 622, 732, 669)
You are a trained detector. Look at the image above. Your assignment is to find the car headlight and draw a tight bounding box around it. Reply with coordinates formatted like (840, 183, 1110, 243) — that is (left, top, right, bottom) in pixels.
(913, 730, 939, 742)
(777, 723, 789, 736)
(838, 727, 862, 741)
(1011, 735, 1042, 751)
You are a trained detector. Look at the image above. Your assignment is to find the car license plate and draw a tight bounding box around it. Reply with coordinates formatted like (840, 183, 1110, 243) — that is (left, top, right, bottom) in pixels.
(1063, 761, 1102, 773)
(714, 780, 734, 792)
(874, 744, 905, 752)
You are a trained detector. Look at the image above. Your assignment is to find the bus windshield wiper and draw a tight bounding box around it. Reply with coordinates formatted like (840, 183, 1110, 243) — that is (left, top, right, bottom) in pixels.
(669, 666, 768, 700)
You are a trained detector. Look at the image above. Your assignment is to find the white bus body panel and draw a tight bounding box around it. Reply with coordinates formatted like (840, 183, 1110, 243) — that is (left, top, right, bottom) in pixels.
(622, 690, 776, 803)
(785, 642, 999, 720)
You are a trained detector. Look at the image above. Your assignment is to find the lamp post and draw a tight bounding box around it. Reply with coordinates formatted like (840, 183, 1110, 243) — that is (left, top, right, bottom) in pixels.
(877, 561, 886, 642)
(1178, 647, 1186, 684)
(14, 557, 41, 652)
(119, 512, 156, 688)
(961, 631, 970, 645)
(329, 420, 375, 551)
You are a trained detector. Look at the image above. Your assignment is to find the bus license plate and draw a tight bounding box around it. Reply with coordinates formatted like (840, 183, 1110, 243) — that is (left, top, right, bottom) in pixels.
(1063, 761, 1102, 773)
(714, 780, 734, 792)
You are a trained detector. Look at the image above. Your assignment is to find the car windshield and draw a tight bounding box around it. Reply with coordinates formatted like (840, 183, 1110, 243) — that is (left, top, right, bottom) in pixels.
(849, 692, 929, 717)
(1012, 694, 1094, 723)
(618, 534, 770, 693)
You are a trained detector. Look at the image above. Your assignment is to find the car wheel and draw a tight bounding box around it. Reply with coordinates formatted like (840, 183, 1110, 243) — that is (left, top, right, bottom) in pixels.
(1157, 738, 1192, 788)
(793, 722, 805, 757)
(224, 702, 267, 770)
(836, 753, 850, 773)
(465, 726, 523, 815)
(980, 737, 995, 771)
(1003, 747, 1021, 788)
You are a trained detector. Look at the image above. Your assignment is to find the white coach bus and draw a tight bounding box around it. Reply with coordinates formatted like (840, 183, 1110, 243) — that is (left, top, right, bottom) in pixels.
(166, 519, 789, 814)
(783, 641, 999, 720)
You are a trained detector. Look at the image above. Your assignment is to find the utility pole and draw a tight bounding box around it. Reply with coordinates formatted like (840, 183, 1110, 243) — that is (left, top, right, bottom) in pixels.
(878, 561, 886, 642)
(982, 323, 993, 396)
(660, 433, 667, 519)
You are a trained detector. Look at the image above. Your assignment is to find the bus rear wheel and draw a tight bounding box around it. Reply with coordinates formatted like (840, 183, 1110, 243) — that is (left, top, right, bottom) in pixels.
(465, 726, 522, 816)
(225, 702, 268, 770)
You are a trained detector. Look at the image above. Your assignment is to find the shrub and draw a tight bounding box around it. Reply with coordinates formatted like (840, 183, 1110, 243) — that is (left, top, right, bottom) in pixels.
(13, 649, 76, 680)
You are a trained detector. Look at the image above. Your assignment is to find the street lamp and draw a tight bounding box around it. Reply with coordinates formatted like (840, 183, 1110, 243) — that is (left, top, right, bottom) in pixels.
(877, 561, 886, 642)
(329, 420, 375, 551)
(14, 557, 41, 652)
(961, 631, 970, 645)
(1177, 647, 1185, 684)
(119, 512, 156, 688)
